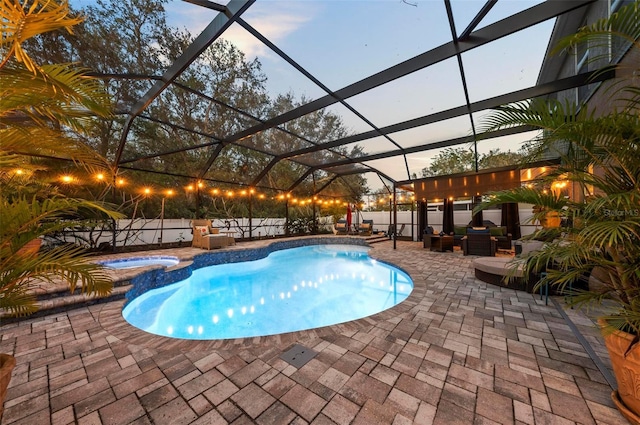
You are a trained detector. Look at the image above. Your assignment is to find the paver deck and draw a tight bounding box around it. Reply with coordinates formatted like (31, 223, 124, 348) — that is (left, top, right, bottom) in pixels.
(0, 239, 628, 424)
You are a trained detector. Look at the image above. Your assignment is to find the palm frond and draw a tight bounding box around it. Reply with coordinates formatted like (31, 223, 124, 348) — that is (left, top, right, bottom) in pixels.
(0, 0, 83, 72)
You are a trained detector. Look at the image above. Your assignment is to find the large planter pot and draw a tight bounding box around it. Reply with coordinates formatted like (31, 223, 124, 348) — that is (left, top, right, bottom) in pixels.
(0, 353, 16, 420)
(599, 319, 640, 424)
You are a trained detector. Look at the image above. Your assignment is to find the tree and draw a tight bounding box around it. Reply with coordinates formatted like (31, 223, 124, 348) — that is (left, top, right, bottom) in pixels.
(420, 146, 528, 177)
(1, 0, 122, 316)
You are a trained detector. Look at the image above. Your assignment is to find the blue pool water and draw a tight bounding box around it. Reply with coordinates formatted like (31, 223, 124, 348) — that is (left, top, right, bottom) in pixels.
(99, 256, 180, 269)
(122, 244, 413, 340)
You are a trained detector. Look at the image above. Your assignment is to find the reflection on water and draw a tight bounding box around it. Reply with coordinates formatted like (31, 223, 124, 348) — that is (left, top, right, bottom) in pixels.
(123, 245, 412, 340)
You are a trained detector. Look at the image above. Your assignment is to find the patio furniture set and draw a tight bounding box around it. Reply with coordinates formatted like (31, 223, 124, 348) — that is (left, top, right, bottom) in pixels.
(191, 219, 236, 250)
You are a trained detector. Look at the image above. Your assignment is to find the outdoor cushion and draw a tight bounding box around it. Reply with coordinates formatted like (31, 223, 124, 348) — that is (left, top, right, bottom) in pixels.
(490, 227, 504, 237)
(467, 227, 490, 234)
(195, 225, 209, 236)
(454, 226, 467, 235)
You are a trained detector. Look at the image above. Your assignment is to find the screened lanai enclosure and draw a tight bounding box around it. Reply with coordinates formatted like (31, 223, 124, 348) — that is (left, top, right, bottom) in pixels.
(19, 0, 632, 247)
(93, 0, 619, 195)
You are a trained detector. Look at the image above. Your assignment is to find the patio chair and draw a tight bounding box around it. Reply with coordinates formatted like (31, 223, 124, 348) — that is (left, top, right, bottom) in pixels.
(334, 219, 348, 235)
(192, 219, 231, 250)
(358, 219, 373, 236)
(384, 223, 406, 239)
(461, 228, 497, 256)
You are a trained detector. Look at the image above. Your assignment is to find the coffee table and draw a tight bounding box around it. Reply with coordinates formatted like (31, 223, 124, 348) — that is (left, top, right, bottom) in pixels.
(429, 235, 454, 252)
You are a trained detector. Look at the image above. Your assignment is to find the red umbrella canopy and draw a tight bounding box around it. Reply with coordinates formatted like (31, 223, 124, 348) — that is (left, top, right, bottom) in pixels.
(346, 204, 352, 228)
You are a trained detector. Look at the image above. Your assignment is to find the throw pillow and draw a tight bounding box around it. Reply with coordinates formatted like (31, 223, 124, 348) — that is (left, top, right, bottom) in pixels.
(490, 227, 504, 237)
(195, 225, 209, 236)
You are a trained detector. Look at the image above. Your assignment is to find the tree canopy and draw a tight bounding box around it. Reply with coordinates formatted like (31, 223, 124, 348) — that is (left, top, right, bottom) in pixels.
(24, 0, 368, 219)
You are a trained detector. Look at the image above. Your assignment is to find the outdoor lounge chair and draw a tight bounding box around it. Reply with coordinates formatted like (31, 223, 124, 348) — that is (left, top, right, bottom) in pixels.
(358, 219, 373, 236)
(334, 219, 348, 235)
(384, 223, 405, 239)
(192, 219, 232, 250)
(461, 228, 497, 256)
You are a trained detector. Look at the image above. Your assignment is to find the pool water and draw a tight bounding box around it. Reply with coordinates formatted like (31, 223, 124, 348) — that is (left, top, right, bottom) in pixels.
(99, 256, 180, 269)
(122, 244, 413, 340)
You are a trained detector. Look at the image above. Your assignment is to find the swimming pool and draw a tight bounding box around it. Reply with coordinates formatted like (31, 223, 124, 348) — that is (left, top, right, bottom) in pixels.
(99, 256, 180, 269)
(122, 244, 412, 340)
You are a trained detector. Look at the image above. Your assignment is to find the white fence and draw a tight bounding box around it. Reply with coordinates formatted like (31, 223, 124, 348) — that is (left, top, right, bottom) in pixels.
(55, 202, 539, 249)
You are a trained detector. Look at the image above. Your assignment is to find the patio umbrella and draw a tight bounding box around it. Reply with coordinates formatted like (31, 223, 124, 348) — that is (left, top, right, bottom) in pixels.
(346, 204, 352, 232)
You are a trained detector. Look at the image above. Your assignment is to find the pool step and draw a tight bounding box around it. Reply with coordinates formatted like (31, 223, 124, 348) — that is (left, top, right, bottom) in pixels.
(366, 235, 393, 244)
(1, 279, 132, 323)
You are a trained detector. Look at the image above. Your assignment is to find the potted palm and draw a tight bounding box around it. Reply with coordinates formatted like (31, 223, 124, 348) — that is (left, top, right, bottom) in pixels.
(0, 0, 122, 418)
(476, 2, 640, 421)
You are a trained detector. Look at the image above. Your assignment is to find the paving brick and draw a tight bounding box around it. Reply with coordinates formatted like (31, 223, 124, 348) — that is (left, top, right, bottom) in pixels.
(256, 400, 297, 425)
(394, 373, 441, 406)
(217, 355, 248, 377)
(189, 408, 227, 425)
(342, 371, 391, 405)
(384, 388, 421, 419)
(318, 394, 357, 425)
(447, 363, 494, 390)
(51, 405, 75, 425)
(476, 387, 514, 424)
(231, 382, 276, 419)
(112, 367, 164, 399)
(140, 383, 179, 411)
(2, 393, 49, 424)
(177, 368, 225, 400)
(50, 377, 110, 413)
(280, 383, 328, 422)
(229, 359, 271, 388)
(74, 388, 116, 418)
(99, 393, 145, 425)
(148, 396, 197, 425)
(352, 399, 395, 425)
(317, 367, 350, 392)
(203, 378, 240, 406)
(391, 352, 422, 376)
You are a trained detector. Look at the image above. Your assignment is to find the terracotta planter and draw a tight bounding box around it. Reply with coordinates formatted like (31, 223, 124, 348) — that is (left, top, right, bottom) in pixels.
(0, 354, 16, 421)
(599, 319, 640, 424)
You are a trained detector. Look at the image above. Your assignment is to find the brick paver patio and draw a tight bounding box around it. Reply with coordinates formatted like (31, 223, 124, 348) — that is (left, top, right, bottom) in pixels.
(0, 240, 628, 424)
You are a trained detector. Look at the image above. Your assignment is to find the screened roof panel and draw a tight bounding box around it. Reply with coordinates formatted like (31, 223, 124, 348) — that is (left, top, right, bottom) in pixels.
(341, 137, 400, 157)
(216, 21, 328, 106)
(293, 149, 347, 168)
(239, 0, 453, 92)
(164, 1, 223, 32)
(362, 157, 410, 182)
(391, 115, 474, 150)
(144, 86, 263, 140)
(322, 163, 370, 176)
(344, 57, 468, 129)
(202, 144, 274, 185)
(254, 160, 311, 191)
(234, 128, 315, 156)
(120, 120, 220, 165)
(107, 0, 607, 195)
(472, 0, 547, 30)
(463, 21, 555, 103)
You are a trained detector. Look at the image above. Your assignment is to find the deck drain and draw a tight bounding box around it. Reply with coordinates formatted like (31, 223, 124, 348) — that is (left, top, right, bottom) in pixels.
(280, 344, 317, 368)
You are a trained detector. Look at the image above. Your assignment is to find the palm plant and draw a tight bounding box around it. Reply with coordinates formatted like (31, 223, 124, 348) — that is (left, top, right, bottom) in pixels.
(476, 1, 640, 333)
(0, 0, 122, 317)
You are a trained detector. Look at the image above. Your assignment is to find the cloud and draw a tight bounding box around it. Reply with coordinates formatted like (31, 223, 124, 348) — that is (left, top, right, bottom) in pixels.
(223, 3, 317, 60)
(165, 1, 317, 61)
